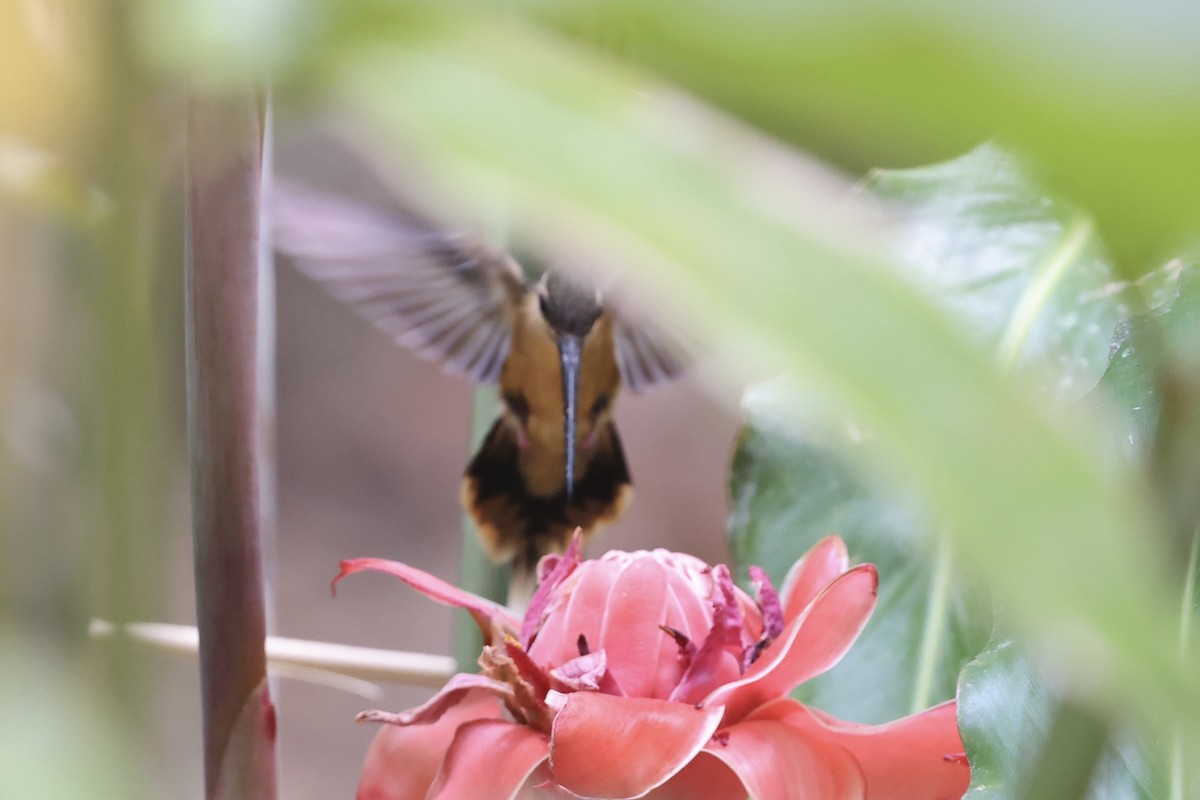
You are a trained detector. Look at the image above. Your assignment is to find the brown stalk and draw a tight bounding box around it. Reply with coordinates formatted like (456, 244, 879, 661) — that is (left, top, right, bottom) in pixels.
(185, 87, 278, 800)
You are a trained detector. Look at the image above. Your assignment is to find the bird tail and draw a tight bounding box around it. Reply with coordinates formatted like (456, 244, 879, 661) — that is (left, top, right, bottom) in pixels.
(461, 417, 633, 612)
(506, 546, 543, 612)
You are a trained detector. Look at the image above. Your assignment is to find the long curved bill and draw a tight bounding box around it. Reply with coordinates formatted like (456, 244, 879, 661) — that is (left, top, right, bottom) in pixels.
(558, 333, 582, 503)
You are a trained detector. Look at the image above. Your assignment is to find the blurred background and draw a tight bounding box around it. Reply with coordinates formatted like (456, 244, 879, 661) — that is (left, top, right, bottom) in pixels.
(4, 1, 1200, 798)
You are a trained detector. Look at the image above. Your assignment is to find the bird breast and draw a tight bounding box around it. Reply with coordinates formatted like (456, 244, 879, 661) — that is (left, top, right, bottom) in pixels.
(499, 296, 621, 497)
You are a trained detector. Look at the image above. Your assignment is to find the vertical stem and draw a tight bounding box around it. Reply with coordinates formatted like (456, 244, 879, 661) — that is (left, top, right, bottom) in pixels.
(185, 88, 278, 800)
(910, 532, 952, 714)
(1169, 526, 1200, 800)
(454, 386, 508, 671)
(258, 93, 279, 643)
(89, 0, 166, 709)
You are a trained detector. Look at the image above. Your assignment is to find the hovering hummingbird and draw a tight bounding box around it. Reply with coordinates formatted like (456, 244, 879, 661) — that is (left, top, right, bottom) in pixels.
(272, 183, 686, 597)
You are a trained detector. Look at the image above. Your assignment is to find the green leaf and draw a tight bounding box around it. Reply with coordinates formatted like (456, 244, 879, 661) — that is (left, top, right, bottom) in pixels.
(730, 381, 991, 724)
(960, 268, 1200, 799)
(0, 627, 153, 800)
(1088, 266, 1200, 457)
(260, 5, 1200, 743)
(730, 146, 1135, 723)
(865, 145, 1139, 402)
(958, 627, 1170, 800)
(532, 0, 1200, 268)
(135, 0, 1200, 266)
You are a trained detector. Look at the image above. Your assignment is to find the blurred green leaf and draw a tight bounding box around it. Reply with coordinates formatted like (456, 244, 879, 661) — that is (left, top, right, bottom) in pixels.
(0, 137, 107, 224)
(959, 628, 1170, 800)
(133, 0, 311, 87)
(308, 16, 1197, 735)
(0, 627, 151, 800)
(1088, 267, 1200, 458)
(729, 145, 1147, 724)
(532, 0, 1200, 268)
(730, 381, 991, 724)
(865, 145, 1154, 401)
(961, 268, 1200, 799)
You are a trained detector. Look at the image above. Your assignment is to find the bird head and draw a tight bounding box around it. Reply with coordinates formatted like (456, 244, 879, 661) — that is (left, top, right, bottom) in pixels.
(537, 269, 603, 503)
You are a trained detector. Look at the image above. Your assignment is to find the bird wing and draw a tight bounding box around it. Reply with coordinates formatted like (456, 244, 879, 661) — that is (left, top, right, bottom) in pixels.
(611, 313, 691, 393)
(272, 182, 526, 384)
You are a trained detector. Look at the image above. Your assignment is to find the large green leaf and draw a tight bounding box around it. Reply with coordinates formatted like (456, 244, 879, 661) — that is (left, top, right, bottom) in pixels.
(729, 146, 1136, 723)
(531, 0, 1200, 268)
(151, 0, 1200, 743)
(959, 624, 1171, 800)
(730, 382, 991, 724)
(960, 269, 1200, 799)
(1088, 267, 1200, 457)
(309, 15, 1200, 736)
(865, 145, 1139, 402)
(143, 0, 1200, 265)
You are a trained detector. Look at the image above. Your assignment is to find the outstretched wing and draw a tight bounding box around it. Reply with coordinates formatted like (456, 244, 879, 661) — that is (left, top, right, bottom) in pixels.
(272, 182, 527, 384)
(611, 315, 690, 393)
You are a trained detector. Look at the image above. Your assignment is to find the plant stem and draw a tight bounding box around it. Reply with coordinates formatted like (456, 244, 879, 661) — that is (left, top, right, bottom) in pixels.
(454, 386, 509, 671)
(996, 215, 1092, 371)
(1169, 525, 1200, 800)
(185, 87, 277, 799)
(910, 532, 952, 714)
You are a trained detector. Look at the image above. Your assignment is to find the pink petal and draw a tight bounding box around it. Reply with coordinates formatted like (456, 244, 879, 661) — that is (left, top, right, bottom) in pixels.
(532, 556, 679, 699)
(528, 559, 620, 674)
(356, 689, 502, 800)
(702, 564, 878, 723)
(358, 673, 514, 727)
(669, 565, 749, 705)
(779, 535, 850, 622)
(504, 637, 552, 701)
(334, 558, 520, 637)
(662, 567, 715, 646)
(640, 753, 749, 800)
(428, 719, 551, 800)
(702, 717, 866, 800)
(749, 566, 785, 643)
(522, 532, 584, 647)
(549, 692, 725, 799)
(598, 556, 674, 699)
(549, 650, 608, 692)
(516, 765, 572, 799)
(754, 698, 970, 800)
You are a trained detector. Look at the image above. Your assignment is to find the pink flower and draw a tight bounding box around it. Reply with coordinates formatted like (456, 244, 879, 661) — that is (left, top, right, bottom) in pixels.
(336, 534, 970, 800)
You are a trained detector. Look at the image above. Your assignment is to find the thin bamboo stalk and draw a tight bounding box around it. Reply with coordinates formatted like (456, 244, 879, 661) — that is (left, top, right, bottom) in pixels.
(90, 620, 456, 689)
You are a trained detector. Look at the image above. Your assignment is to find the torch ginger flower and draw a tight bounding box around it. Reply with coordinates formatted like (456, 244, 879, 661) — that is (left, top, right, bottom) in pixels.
(336, 534, 969, 799)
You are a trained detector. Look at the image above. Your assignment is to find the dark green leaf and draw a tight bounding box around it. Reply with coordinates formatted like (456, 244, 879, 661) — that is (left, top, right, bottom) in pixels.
(730, 146, 1137, 723)
(865, 145, 1144, 402)
(533, 0, 1200, 268)
(730, 381, 990, 723)
(317, 19, 1197, 733)
(960, 267, 1200, 799)
(1088, 266, 1200, 457)
(959, 626, 1170, 800)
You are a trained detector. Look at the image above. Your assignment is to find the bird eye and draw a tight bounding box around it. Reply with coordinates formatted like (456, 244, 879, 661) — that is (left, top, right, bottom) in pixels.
(590, 394, 609, 420)
(505, 392, 531, 424)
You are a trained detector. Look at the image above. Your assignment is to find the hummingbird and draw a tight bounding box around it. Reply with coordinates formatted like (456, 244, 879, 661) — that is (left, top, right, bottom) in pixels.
(272, 183, 686, 598)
